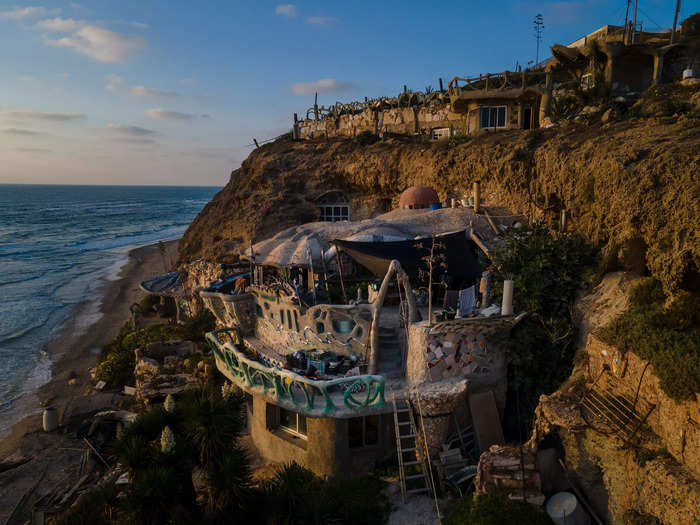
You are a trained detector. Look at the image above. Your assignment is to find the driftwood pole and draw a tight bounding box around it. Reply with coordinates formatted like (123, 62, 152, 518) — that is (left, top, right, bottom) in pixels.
(473, 180, 481, 213)
(368, 260, 417, 374)
(334, 245, 348, 304)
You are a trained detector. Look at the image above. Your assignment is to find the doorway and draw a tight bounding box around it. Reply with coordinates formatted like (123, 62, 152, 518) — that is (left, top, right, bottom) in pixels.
(522, 107, 532, 130)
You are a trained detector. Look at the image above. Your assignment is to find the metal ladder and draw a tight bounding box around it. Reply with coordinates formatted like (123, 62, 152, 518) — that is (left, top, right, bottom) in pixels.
(392, 394, 434, 503)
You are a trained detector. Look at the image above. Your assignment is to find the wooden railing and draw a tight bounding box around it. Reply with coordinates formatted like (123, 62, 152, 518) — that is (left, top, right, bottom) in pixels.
(206, 329, 386, 416)
(448, 70, 551, 96)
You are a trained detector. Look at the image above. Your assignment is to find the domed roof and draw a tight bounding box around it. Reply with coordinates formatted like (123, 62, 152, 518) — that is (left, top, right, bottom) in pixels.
(398, 186, 440, 209)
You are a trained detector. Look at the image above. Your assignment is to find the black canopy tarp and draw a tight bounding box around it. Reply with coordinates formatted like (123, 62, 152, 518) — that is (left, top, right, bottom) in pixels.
(333, 230, 482, 287)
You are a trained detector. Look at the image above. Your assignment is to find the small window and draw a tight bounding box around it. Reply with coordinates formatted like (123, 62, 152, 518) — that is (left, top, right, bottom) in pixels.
(348, 415, 379, 448)
(479, 106, 507, 129)
(293, 310, 299, 332)
(316, 322, 325, 333)
(581, 73, 594, 91)
(319, 205, 350, 222)
(255, 304, 263, 318)
(286, 310, 293, 330)
(279, 407, 307, 437)
(332, 316, 356, 334)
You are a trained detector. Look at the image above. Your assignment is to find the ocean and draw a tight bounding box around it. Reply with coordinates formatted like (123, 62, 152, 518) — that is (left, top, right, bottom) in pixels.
(0, 184, 218, 432)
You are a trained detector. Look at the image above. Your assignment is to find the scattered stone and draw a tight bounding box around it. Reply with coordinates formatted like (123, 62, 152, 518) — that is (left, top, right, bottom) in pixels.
(123, 385, 137, 396)
(580, 105, 600, 115)
(94, 380, 106, 390)
(601, 108, 612, 123)
(680, 77, 700, 86)
(68, 378, 78, 387)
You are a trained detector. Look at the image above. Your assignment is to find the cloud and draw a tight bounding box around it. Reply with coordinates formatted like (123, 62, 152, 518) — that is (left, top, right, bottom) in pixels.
(2, 110, 85, 121)
(104, 123, 155, 136)
(20, 75, 37, 82)
(130, 85, 179, 97)
(145, 109, 196, 121)
(104, 123, 157, 144)
(275, 4, 297, 17)
(45, 25, 145, 63)
(104, 74, 124, 92)
(291, 78, 355, 95)
(130, 21, 148, 30)
(3, 128, 41, 135)
(0, 6, 59, 20)
(36, 17, 84, 31)
(307, 16, 338, 25)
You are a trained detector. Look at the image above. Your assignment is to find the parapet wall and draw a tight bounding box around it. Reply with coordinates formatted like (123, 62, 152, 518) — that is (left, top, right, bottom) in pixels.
(298, 103, 466, 139)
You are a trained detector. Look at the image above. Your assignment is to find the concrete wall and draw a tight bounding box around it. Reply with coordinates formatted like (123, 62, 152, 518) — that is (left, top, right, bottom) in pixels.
(249, 395, 394, 477)
(406, 318, 508, 409)
(252, 294, 372, 360)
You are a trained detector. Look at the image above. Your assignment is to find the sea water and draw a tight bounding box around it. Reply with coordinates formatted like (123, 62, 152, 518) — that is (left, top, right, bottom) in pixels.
(0, 184, 218, 433)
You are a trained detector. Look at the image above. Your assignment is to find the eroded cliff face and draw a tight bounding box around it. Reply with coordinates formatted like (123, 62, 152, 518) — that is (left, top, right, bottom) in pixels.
(528, 273, 700, 524)
(179, 113, 699, 292)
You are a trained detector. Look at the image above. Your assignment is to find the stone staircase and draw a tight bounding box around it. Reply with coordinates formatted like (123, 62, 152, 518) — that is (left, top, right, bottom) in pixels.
(378, 325, 404, 379)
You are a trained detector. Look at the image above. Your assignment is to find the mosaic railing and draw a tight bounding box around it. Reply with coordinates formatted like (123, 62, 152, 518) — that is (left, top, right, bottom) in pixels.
(206, 329, 386, 417)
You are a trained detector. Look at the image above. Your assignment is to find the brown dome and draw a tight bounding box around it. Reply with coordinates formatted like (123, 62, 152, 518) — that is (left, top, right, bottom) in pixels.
(398, 186, 440, 210)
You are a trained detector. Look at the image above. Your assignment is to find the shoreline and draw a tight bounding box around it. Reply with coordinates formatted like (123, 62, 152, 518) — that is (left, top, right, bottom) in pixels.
(0, 239, 179, 459)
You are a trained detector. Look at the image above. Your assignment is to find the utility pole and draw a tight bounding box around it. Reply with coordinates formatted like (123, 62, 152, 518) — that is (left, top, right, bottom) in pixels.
(671, 0, 681, 44)
(632, 0, 638, 43)
(533, 14, 545, 67)
(624, 0, 631, 44)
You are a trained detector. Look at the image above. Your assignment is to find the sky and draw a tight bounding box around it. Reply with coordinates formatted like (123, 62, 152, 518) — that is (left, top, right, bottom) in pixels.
(0, 1, 693, 186)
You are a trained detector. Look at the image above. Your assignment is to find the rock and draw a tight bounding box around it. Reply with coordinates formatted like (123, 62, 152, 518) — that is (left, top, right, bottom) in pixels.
(123, 385, 137, 396)
(94, 380, 106, 390)
(93, 410, 137, 424)
(691, 91, 700, 110)
(601, 109, 612, 123)
(68, 378, 78, 387)
(680, 77, 700, 86)
(580, 105, 600, 115)
(164, 355, 182, 369)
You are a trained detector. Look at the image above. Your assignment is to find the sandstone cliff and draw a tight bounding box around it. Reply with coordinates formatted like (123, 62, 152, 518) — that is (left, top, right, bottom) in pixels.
(180, 105, 699, 292)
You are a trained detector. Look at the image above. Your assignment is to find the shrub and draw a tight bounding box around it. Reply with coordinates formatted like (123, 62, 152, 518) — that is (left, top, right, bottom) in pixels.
(598, 279, 700, 401)
(137, 294, 160, 314)
(262, 462, 387, 525)
(354, 130, 379, 146)
(96, 323, 188, 387)
(445, 489, 554, 525)
(489, 222, 596, 436)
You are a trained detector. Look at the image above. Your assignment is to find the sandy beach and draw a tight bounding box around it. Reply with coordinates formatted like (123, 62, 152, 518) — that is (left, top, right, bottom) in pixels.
(0, 239, 179, 522)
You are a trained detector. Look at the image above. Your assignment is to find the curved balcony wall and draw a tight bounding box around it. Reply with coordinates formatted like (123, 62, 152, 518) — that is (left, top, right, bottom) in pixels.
(206, 328, 387, 418)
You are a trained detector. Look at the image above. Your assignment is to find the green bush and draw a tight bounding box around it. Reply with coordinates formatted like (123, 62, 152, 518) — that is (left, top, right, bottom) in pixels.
(262, 462, 387, 525)
(107, 386, 253, 523)
(354, 130, 379, 146)
(137, 294, 160, 314)
(489, 222, 596, 435)
(96, 323, 188, 387)
(598, 279, 700, 401)
(446, 489, 554, 525)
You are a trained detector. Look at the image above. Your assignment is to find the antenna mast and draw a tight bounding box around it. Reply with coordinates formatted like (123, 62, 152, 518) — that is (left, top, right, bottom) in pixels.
(533, 14, 545, 67)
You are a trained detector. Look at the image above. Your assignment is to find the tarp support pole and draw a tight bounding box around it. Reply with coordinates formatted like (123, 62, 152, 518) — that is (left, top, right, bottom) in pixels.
(368, 260, 417, 375)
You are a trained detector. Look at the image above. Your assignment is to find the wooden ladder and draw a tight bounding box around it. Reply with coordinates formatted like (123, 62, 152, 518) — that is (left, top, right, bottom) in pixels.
(392, 394, 434, 503)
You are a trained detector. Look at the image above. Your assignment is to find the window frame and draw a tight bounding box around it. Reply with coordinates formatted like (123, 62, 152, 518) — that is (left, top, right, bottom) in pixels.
(479, 106, 507, 129)
(319, 204, 350, 222)
(348, 415, 380, 449)
(278, 406, 307, 439)
(581, 73, 595, 91)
